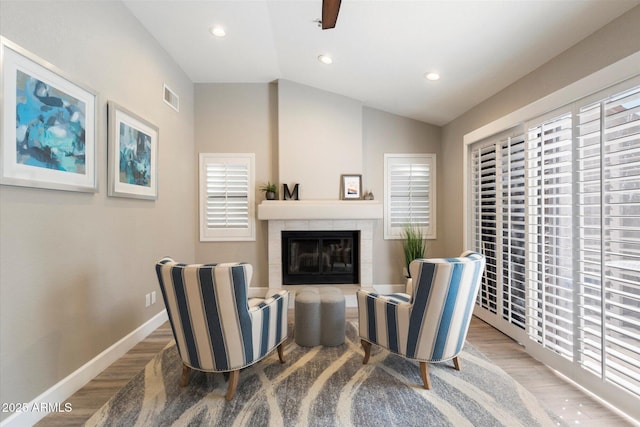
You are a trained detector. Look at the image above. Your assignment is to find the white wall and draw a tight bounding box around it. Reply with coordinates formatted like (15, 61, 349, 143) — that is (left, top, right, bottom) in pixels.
(0, 1, 195, 421)
(278, 80, 363, 200)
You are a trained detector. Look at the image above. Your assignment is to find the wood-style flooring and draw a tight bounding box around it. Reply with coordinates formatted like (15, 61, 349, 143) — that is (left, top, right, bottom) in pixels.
(37, 309, 635, 426)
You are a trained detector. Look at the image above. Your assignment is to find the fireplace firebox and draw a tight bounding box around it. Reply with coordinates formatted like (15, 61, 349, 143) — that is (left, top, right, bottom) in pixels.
(282, 230, 359, 285)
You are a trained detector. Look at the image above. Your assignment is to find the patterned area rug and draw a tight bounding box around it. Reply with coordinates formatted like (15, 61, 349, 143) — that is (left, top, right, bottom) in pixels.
(86, 322, 562, 426)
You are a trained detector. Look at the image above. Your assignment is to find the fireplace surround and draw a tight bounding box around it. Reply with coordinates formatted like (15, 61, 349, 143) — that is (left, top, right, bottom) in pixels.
(258, 200, 383, 288)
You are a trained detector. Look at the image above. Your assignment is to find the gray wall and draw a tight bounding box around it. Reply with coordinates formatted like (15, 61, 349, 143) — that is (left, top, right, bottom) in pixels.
(441, 5, 640, 256)
(278, 80, 363, 200)
(194, 83, 278, 284)
(194, 83, 441, 286)
(0, 1, 195, 418)
(362, 107, 442, 283)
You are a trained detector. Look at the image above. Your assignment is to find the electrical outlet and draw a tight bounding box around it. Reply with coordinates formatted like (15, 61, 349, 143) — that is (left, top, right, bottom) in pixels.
(151, 291, 156, 304)
(145, 293, 151, 307)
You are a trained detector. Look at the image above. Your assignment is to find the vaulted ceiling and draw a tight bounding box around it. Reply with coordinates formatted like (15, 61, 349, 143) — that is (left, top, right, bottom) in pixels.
(124, 0, 640, 125)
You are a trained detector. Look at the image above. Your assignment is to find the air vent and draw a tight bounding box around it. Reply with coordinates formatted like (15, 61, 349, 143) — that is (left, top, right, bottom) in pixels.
(163, 83, 179, 112)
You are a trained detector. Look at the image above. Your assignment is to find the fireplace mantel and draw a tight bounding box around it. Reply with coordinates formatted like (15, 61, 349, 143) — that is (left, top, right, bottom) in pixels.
(257, 200, 383, 221)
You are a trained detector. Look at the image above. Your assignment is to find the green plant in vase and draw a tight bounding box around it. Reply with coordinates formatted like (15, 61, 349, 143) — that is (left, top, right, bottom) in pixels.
(260, 182, 277, 200)
(403, 225, 427, 278)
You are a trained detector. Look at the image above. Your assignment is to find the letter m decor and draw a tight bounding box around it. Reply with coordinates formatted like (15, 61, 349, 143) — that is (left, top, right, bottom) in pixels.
(283, 183, 299, 200)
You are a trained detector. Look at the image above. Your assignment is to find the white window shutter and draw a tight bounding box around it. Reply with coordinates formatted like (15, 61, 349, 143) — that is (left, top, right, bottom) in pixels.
(469, 81, 640, 402)
(384, 154, 436, 239)
(526, 112, 575, 360)
(199, 153, 255, 241)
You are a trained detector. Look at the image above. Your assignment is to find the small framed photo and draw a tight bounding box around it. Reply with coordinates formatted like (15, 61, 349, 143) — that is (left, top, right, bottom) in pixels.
(107, 101, 158, 200)
(1, 37, 98, 192)
(340, 174, 362, 200)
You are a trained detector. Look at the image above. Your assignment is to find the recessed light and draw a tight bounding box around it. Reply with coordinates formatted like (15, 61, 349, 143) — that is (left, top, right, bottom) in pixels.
(425, 72, 440, 81)
(318, 54, 333, 65)
(210, 26, 226, 37)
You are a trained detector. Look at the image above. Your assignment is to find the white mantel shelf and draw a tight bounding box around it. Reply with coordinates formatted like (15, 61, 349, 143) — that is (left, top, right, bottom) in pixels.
(257, 200, 383, 221)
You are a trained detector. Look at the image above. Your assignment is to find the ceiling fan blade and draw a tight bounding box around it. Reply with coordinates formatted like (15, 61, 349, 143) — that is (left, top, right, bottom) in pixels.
(322, 0, 341, 30)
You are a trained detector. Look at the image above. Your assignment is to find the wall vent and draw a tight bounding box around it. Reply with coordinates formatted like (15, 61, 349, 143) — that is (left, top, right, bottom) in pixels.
(163, 83, 179, 112)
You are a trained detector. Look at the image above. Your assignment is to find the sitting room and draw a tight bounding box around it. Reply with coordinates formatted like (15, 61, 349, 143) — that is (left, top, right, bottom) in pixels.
(1, 1, 639, 426)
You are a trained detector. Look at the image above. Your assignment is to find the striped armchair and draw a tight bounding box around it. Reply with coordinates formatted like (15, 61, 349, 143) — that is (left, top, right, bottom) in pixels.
(356, 251, 485, 389)
(155, 258, 289, 400)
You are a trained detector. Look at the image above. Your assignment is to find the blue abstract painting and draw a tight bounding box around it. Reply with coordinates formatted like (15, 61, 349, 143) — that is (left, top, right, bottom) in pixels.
(119, 122, 151, 187)
(15, 69, 87, 174)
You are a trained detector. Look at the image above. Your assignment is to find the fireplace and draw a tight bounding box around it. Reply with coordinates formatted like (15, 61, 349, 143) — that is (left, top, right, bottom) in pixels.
(257, 200, 383, 288)
(282, 231, 359, 285)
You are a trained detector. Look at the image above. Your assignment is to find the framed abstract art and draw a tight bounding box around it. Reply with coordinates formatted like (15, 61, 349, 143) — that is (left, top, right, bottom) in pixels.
(0, 37, 98, 192)
(107, 101, 158, 200)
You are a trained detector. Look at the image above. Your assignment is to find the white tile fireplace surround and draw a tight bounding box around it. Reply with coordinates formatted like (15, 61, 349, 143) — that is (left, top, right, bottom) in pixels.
(257, 200, 383, 288)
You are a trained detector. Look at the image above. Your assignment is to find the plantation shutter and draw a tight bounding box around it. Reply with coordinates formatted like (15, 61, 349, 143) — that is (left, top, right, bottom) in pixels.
(578, 85, 640, 395)
(199, 153, 255, 241)
(471, 144, 498, 314)
(577, 99, 603, 378)
(469, 79, 640, 411)
(384, 154, 436, 239)
(500, 136, 527, 328)
(601, 86, 640, 396)
(470, 135, 526, 322)
(526, 111, 575, 360)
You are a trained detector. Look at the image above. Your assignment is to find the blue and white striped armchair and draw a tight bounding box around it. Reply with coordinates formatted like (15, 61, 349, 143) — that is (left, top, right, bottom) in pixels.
(155, 258, 289, 400)
(357, 251, 485, 389)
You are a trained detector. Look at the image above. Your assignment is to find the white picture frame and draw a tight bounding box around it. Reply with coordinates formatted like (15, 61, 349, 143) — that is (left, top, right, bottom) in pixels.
(0, 37, 98, 192)
(107, 101, 159, 200)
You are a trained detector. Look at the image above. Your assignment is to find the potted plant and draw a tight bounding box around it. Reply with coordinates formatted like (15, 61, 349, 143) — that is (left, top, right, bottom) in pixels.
(403, 225, 426, 278)
(260, 182, 277, 200)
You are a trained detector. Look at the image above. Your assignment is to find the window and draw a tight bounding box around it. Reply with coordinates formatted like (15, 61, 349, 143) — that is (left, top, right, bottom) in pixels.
(469, 80, 640, 408)
(199, 153, 255, 241)
(384, 154, 436, 239)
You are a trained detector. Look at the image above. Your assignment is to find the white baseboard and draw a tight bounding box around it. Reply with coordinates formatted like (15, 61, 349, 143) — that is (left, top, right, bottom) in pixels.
(0, 310, 168, 427)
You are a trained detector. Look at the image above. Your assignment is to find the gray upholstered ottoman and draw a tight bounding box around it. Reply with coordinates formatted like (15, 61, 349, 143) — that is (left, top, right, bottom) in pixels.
(294, 287, 345, 347)
(319, 287, 345, 346)
(295, 288, 321, 347)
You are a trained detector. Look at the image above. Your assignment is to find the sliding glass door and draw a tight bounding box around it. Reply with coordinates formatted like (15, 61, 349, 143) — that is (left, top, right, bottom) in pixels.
(468, 80, 640, 412)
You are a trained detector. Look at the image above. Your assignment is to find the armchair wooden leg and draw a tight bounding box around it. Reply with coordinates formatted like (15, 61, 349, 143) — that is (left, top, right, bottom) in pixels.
(453, 356, 461, 371)
(419, 362, 432, 390)
(225, 370, 239, 401)
(361, 340, 371, 365)
(277, 342, 286, 364)
(180, 364, 191, 387)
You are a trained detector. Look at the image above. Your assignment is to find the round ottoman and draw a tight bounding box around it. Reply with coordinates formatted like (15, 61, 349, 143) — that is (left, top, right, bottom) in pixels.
(319, 287, 346, 346)
(295, 288, 321, 347)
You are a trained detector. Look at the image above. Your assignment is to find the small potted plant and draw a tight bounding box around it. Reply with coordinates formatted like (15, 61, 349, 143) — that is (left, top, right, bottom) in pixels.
(260, 182, 277, 200)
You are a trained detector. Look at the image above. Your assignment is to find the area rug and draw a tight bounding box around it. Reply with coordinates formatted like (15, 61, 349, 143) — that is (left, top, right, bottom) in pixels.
(86, 322, 562, 426)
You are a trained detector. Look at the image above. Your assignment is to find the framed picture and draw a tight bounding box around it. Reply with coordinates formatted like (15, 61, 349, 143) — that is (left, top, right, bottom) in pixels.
(107, 101, 158, 199)
(0, 37, 97, 192)
(340, 174, 362, 200)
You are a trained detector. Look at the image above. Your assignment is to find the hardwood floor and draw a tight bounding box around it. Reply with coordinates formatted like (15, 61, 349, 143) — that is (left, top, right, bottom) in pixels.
(465, 316, 636, 427)
(37, 310, 634, 426)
